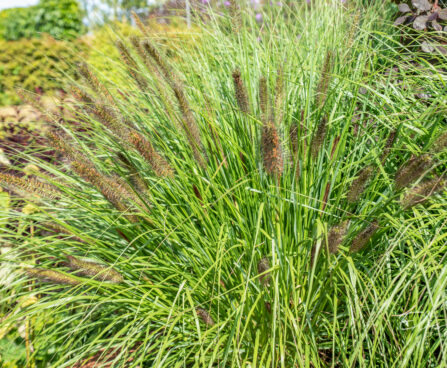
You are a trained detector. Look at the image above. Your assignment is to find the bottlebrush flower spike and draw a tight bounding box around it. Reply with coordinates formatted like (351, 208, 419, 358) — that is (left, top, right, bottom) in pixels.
(196, 308, 215, 326)
(402, 177, 446, 209)
(432, 131, 447, 154)
(140, 40, 206, 168)
(289, 124, 300, 177)
(259, 76, 283, 177)
(47, 130, 91, 163)
(311, 116, 328, 158)
(131, 11, 149, 37)
(70, 161, 138, 223)
(316, 50, 333, 108)
(232, 69, 250, 114)
(350, 220, 379, 253)
(380, 129, 397, 163)
(262, 123, 284, 178)
(327, 220, 349, 254)
(347, 165, 374, 203)
(395, 154, 433, 189)
(0, 173, 59, 200)
(257, 257, 271, 286)
(66, 255, 123, 283)
(117, 153, 149, 194)
(116, 40, 149, 90)
(77, 62, 115, 105)
(129, 131, 174, 178)
(26, 268, 80, 286)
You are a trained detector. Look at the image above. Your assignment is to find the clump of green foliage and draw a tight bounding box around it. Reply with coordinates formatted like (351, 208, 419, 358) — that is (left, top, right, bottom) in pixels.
(0, 35, 86, 105)
(0, 0, 85, 41)
(1, 1, 447, 367)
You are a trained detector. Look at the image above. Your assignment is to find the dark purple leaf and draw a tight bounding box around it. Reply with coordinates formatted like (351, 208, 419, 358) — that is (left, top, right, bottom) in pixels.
(428, 12, 439, 21)
(398, 3, 411, 12)
(405, 15, 417, 24)
(412, 0, 432, 11)
(436, 45, 447, 55)
(432, 20, 442, 31)
(438, 8, 447, 20)
(394, 15, 408, 25)
(414, 15, 429, 30)
(421, 41, 434, 53)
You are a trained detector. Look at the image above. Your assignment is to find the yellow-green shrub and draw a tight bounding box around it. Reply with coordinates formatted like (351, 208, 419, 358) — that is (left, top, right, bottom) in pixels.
(0, 35, 86, 105)
(85, 20, 201, 85)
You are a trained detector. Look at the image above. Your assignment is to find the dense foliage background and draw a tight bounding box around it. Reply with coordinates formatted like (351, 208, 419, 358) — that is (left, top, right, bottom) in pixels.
(0, 0, 85, 41)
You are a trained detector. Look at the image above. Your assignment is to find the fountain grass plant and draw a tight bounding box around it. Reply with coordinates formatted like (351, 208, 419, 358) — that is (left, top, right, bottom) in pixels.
(1, 1, 447, 367)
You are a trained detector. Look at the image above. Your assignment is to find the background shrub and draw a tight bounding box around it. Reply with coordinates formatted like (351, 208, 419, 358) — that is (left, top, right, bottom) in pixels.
(0, 35, 86, 105)
(0, 0, 85, 41)
(85, 19, 199, 86)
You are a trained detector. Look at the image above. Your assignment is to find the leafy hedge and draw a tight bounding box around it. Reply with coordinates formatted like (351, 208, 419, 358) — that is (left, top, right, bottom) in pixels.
(0, 0, 85, 41)
(0, 35, 86, 105)
(86, 20, 200, 86)
(0, 19, 198, 106)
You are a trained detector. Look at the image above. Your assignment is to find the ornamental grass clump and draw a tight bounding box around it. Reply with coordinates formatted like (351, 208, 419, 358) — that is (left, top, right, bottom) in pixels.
(1, 2, 447, 367)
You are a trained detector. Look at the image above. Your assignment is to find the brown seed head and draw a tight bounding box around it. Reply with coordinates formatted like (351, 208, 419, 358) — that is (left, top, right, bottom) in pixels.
(116, 40, 148, 90)
(262, 123, 284, 178)
(380, 129, 397, 163)
(347, 165, 374, 203)
(117, 153, 149, 194)
(77, 62, 114, 105)
(311, 116, 328, 158)
(316, 51, 333, 108)
(26, 268, 80, 286)
(141, 40, 206, 168)
(350, 220, 379, 253)
(196, 308, 215, 326)
(327, 220, 349, 254)
(232, 69, 250, 114)
(395, 154, 433, 189)
(131, 11, 149, 37)
(228, 0, 242, 33)
(289, 124, 300, 177)
(0, 173, 59, 200)
(129, 132, 174, 178)
(257, 257, 271, 286)
(67, 255, 123, 283)
(432, 131, 447, 154)
(402, 177, 446, 209)
(70, 161, 138, 222)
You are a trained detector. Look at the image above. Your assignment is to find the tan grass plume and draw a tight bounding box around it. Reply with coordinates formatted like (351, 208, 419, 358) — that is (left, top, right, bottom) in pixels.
(66, 255, 123, 283)
(26, 268, 80, 286)
(140, 39, 206, 168)
(402, 177, 446, 209)
(395, 154, 432, 189)
(350, 220, 379, 253)
(232, 69, 250, 114)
